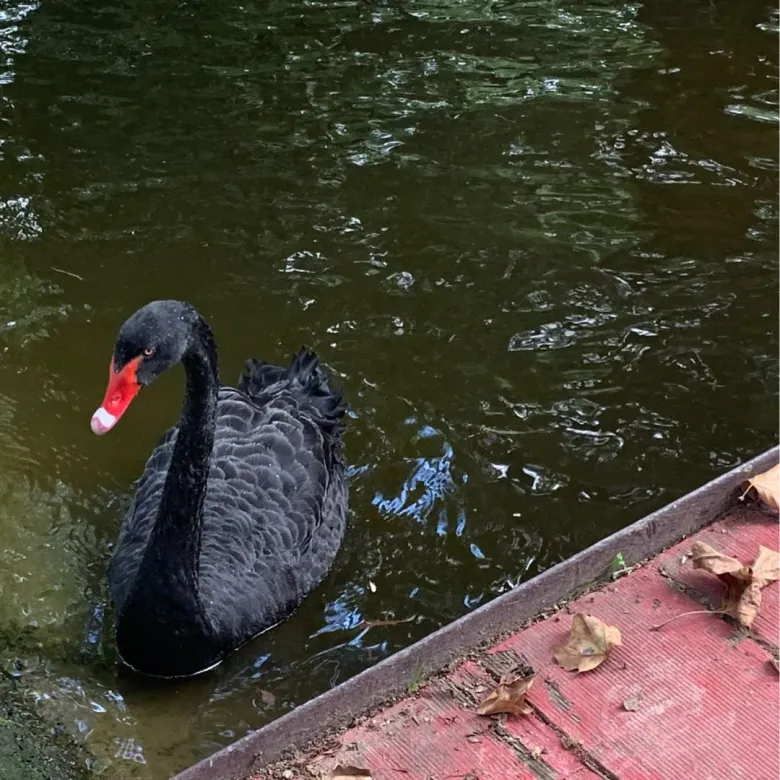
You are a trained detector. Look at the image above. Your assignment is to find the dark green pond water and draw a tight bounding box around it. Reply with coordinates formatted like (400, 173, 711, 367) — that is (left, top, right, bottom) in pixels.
(0, 0, 776, 776)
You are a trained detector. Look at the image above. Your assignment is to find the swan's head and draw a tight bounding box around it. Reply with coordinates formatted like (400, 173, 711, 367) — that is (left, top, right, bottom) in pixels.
(90, 300, 198, 435)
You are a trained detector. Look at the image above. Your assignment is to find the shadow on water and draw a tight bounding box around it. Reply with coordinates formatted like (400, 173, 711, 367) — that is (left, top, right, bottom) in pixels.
(0, 0, 776, 776)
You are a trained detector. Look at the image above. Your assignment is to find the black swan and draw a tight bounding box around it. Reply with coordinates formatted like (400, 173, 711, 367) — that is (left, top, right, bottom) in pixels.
(90, 300, 348, 678)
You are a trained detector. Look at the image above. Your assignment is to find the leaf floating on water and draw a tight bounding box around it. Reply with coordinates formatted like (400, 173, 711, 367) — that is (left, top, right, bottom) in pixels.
(330, 766, 373, 780)
(622, 693, 643, 711)
(476, 673, 536, 716)
(740, 463, 779, 513)
(552, 613, 622, 673)
(258, 689, 276, 707)
(691, 542, 780, 628)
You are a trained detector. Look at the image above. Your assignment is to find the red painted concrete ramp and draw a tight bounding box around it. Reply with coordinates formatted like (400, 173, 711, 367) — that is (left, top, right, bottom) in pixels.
(256, 503, 779, 780)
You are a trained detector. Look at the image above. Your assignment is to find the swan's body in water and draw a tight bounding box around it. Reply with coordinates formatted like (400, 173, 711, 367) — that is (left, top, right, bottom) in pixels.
(90, 301, 348, 678)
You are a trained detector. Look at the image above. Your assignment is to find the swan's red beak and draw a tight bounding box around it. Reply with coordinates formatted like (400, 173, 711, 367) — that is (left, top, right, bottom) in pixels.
(91, 357, 142, 435)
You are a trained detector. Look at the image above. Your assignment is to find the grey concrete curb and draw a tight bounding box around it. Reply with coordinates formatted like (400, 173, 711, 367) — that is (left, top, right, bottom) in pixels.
(172, 446, 779, 780)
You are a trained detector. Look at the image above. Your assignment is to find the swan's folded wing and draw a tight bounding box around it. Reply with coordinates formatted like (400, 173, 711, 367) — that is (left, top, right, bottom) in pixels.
(198, 390, 343, 637)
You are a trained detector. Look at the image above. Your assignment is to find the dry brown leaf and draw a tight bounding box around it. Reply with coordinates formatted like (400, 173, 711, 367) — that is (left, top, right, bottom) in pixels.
(552, 613, 622, 673)
(258, 689, 276, 707)
(330, 767, 373, 780)
(476, 673, 536, 716)
(691, 542, 780, 628)
(622, 693, 643, 711)
(690, 542, 745, 576)
(732, 580, 763, 627)
(752, 546, 780, 584)
(740, 463, 780, 513)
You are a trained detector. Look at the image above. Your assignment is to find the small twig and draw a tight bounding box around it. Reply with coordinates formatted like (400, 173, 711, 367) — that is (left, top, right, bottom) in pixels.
(650, 609, 724, 631)
(51, 267, 84, 280)
(355, 615, 416, 630)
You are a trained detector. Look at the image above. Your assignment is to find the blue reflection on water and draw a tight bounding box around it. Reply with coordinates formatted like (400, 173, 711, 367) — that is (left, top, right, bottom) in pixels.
(372, 440, 457, 523)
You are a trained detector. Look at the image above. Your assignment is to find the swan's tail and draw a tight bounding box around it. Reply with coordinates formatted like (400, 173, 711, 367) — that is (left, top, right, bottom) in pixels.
(238, 348, 347, 434)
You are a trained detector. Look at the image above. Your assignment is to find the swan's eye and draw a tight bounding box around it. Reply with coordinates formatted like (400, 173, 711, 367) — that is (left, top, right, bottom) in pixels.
(143, 347, 155, 357)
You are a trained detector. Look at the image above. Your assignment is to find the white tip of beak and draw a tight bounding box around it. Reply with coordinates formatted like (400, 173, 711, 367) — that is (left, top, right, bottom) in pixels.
(91, 407, 117, 435)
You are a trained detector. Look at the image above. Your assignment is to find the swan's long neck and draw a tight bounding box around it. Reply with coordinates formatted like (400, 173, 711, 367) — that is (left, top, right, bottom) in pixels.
(134, 319, 219, 607)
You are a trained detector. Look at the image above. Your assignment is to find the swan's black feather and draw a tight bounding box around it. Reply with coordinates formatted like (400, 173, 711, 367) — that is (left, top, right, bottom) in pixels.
(107, 347, 347, 676)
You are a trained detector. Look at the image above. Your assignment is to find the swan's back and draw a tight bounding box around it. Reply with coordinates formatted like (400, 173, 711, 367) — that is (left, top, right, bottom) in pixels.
(108, 349, 348, 647)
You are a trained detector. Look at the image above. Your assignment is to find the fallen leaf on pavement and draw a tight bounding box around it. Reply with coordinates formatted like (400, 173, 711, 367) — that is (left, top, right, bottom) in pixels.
(476, 673, 536, 716)
(691, 542, 780, 628)
(622, 693, 643, 711)
(690, 543, 746, 576)
(553, 613, 622, 673)
(752, 546, 780, 584)
(330, 767, 373, 780)
(740, 463, 779, 513)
